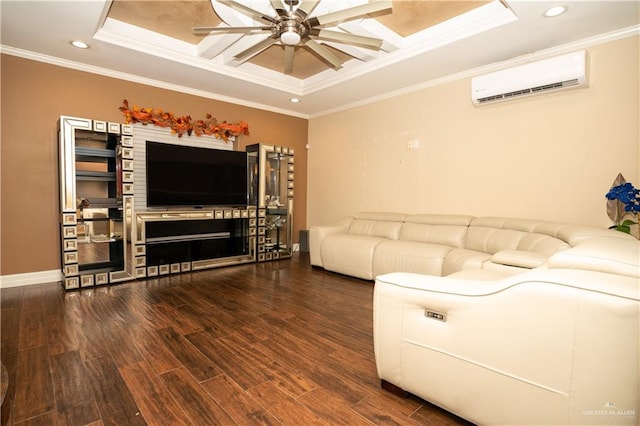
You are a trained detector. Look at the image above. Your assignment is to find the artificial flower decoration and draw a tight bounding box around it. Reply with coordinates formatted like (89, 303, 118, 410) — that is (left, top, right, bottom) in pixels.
(606, 182, 640, 213)
(605, 173, 640, 235)
(119, 99, 249, 140)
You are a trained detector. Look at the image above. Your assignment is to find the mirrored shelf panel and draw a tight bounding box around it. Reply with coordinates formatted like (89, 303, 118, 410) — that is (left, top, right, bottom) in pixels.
(58, 116, 134, 290)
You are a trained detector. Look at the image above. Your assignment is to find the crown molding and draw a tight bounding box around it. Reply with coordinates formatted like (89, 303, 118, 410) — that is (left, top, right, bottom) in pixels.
(2, 24, 637, 120)
(0, 45, 310, 119)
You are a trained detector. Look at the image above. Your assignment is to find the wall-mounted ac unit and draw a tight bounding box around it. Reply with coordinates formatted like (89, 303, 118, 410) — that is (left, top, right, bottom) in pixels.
(471, 50, 588, 106)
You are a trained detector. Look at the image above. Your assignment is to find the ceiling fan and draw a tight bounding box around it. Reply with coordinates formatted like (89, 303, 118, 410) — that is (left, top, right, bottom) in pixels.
(193, 0, 393, 74)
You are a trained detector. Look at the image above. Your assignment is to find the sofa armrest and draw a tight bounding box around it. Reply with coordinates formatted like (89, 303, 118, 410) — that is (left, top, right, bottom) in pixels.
(373, 270, 640, 425)
(490, 250, 548, 269)
(547, 238, 640, 278)
(309, 224, 348, 267)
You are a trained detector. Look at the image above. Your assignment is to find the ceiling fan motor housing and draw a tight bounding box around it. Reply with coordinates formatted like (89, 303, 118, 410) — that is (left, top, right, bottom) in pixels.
(194, 0, 393, 72)
(276, 14, 307, 45)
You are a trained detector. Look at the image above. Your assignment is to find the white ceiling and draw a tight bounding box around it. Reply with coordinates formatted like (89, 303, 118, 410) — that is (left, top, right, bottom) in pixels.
(1, 1, 639, 118)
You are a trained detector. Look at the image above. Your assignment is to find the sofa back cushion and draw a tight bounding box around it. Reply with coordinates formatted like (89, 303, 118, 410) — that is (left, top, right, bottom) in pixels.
(354, 212, 407, 222)
(516, 233, 570, 255)
(465, 227, 525, 254)
(400, 214, 474, 248)
(466, 217, 570, 255)
(348, 212, 406, 240)
(473, 217, 566, 234)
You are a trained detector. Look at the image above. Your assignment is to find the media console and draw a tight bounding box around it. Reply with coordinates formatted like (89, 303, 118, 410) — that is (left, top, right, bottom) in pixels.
(132, 208, 257, 278)
(59, 116, 294, 289)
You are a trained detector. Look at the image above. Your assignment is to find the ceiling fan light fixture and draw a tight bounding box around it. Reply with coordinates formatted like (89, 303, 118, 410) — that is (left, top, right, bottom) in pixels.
(280, 29, 301, 45)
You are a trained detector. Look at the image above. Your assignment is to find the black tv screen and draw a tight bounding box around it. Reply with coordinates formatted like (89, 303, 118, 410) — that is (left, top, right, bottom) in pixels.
(146, 141, 248, 207)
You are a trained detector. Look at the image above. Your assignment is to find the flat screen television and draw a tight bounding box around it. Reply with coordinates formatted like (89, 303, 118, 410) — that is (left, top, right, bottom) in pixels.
(146, 141, 248, 207)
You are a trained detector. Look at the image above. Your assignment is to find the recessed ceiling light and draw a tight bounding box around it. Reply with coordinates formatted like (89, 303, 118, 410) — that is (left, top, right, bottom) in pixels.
(289, 98, 301, 103)
(543, 5, 568, 18)
(70, 40, 90, 49)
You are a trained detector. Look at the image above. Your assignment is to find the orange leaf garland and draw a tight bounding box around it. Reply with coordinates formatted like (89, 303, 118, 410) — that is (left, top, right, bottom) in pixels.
(118, 99, 249, 140)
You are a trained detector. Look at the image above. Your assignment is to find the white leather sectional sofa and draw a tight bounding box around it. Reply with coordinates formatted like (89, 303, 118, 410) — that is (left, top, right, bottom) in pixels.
(309, 212, 640, 425)
(309, 212, 629, 279)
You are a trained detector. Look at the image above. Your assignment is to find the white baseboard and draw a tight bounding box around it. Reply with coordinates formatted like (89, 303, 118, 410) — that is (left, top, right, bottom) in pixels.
(0, 269, 63, 288)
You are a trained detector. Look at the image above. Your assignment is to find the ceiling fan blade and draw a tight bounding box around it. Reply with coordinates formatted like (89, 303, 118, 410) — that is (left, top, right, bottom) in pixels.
(233, 35, 278, 63)
(192, 26, 271, 34)
(269, 0, 288, 17)
(295, 0, 320, 19)
(307, 0, 392, 27)
(308, 28, 383, 49)
(304, 39, 342, 69)
(217, 0, 277, 24)
(284, 44, 295, 74)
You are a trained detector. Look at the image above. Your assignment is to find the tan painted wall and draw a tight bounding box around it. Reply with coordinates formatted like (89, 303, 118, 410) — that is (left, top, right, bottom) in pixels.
(308, 36, 640, 229)
(0, 55, 308, 276)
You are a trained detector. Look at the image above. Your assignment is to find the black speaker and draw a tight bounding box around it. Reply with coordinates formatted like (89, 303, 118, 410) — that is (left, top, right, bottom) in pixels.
(299, 230, 309, 253)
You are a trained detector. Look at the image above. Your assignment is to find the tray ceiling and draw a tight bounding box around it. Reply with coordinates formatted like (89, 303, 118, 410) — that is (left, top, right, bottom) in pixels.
(106, 0, 490, 79)
(1, 1, 638, 117)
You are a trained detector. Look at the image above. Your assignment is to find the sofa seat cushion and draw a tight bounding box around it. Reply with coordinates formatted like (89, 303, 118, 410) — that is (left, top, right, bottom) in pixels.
(442, 248, 492, 276)
(321, 234, 388, 280)
(447, 269, 515, 280)
(373, 241, 453, 277)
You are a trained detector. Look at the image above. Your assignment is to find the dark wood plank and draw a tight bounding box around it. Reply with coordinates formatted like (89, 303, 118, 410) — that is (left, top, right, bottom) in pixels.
(1, 307, 22, 344)
(119, 360, 191, 425)
(83, 356, 146, 426)
(13, 346, 55, 423)
(45, 314, 80, 356)
(19, 286, 45, 315)
(103, 325, 145, 369)
(297, 387, 374, 425)
(50, 350, 101, 426)
(156, 327, 221, 382)
(201, 374, 279, 425)
(350, 388, 427, 425)
(11, 410, 57, 426)
(148, 302, 202, 335)
(18, 308, 47, 351)
(247, 380, 326, 425)
(160, 367, 234, 425)
(127, 325, 182, 375)
(216, 331, 317, 398)
(411, 401, 477, 426)
(185, 329, 270, 390)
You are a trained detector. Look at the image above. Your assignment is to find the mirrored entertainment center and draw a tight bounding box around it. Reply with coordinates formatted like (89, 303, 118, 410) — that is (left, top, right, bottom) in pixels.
(58, 115, 293, 290)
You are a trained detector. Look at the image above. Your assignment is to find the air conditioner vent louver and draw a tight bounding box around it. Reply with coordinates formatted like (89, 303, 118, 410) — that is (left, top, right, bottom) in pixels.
(471, 51, 588, 106)
(476, 78, 580, 104)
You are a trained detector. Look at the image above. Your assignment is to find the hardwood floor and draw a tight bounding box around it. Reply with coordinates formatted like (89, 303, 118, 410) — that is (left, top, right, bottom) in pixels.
(0, 254, 472, 425)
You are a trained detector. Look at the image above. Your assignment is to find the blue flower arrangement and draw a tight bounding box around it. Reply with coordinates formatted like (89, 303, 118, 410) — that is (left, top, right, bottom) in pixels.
(605, 180, 639, 234)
